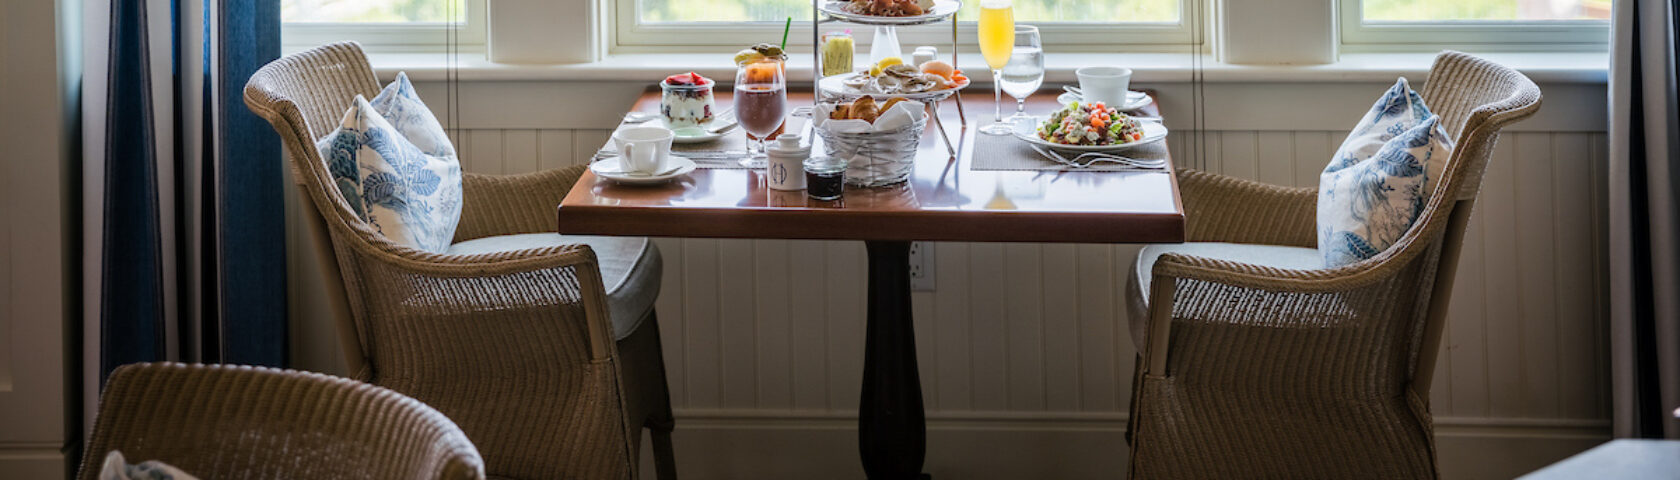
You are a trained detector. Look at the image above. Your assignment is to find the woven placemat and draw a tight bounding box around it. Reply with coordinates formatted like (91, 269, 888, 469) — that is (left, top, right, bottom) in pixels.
(969, 126, 1172, 171)
(603, 116, 815, 169)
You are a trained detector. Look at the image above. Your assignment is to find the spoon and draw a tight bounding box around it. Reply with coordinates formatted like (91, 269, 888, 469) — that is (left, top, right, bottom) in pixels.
(623, 112, 658, 124)
(602, 163, 684, 177)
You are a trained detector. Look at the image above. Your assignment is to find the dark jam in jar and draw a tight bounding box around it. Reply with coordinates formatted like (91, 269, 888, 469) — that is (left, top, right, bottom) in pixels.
(804, 157, 846, 201)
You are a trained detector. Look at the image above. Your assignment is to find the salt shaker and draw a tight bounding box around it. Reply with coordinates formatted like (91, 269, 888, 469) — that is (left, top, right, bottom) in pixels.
(912, 46, 938, 67)
(766, 133, 809, 191)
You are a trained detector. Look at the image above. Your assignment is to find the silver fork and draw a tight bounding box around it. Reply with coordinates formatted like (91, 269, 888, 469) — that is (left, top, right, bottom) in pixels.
(1031, 144, 1165, 170)
(1070, 151, 1167, 168)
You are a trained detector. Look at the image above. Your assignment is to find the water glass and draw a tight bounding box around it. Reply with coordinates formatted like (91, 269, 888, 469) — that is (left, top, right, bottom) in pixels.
(998, 25, 1043, 127)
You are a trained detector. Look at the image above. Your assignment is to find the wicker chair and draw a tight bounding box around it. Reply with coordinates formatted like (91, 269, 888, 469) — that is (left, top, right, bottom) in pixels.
(77, 362, 485, 480)
(1124, 51, 1542, 478)
(243, 42, 676, 480)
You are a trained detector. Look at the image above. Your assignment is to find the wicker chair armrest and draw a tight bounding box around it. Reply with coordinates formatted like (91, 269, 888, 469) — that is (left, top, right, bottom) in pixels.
(1139, 228, 1439, 376)
(1177, 168, 1318, 248)
(455, 165, 589, 243)
(357, 238, 619, 362)
(80, 363, 485, 480)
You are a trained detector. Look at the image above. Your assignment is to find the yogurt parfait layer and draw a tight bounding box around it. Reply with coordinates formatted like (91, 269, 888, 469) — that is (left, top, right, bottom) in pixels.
(660, 72, 716, 127)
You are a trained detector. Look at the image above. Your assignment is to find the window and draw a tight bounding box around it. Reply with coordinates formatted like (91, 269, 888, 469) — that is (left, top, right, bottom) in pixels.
(1360, 0, 1611, 21)
(617, 0, 1199, 52)
(1342, 0, 1611, 49)
(281, 0, 485, 50)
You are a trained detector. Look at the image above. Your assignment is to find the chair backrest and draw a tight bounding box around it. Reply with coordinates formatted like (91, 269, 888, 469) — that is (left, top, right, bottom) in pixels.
(78, 362, 485, 480)
(1419, 50, 1546, 202)
(1409, 51, 1543, 395)
(244, 42, 386, 379)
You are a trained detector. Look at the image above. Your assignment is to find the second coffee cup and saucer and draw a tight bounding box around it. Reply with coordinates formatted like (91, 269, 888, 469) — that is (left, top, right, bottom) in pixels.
(1058, 66, 1151, 112)
(593, 126, 698, 185)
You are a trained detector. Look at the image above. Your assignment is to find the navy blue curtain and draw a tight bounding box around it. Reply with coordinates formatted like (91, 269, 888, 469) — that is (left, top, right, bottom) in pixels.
(213, 0, 285, 365)
(99, 0, 284, 382)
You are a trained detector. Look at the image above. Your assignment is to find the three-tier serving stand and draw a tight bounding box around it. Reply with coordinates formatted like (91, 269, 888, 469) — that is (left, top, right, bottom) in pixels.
(811, 0, 968, 154)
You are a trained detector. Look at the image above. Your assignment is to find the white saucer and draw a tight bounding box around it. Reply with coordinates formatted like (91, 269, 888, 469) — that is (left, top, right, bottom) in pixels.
(591, 156, 697, 185)
(662, 116, 732, 144)
(1056, 90, 1151, 112)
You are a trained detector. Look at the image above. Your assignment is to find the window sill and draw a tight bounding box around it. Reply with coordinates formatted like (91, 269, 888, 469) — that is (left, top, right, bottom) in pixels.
(369, 51, 1608, 85)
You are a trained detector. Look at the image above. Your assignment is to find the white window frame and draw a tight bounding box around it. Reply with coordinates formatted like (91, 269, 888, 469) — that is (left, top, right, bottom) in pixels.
(610, 0, 1208, 54)
(281, 0, 488, 52)
(1338, 0, 1609, 52)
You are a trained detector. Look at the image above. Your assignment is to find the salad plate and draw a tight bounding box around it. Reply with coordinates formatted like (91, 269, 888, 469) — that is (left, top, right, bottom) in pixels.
(818, 0, 961, 25)
(1056, 90, 1152, 112)
(592, 156, 697, 185)
(1012, 112, 1168, 152)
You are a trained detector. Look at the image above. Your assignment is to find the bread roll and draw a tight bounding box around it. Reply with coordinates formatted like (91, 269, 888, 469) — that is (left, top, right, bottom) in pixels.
(850, 96, 881, 123)
(880, 97, 907, 113)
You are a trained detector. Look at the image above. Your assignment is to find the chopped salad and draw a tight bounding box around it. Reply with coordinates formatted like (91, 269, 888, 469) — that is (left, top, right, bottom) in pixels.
(1037, 102, 1145, 146)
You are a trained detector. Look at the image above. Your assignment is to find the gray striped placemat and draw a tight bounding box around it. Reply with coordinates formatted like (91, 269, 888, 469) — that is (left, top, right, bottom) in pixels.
(969, 126, 1171, 171)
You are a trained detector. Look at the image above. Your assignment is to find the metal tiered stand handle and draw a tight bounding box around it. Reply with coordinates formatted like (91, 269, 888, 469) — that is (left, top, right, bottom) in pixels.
(812, 1, 967, 156)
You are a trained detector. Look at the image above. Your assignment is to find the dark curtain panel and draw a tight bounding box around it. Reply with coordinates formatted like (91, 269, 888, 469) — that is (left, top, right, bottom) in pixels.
(97, 0, 285, 384)
(100, 0, 167, 380)
(1609, 0, 1680, 439)
(213, 0, 284, 365)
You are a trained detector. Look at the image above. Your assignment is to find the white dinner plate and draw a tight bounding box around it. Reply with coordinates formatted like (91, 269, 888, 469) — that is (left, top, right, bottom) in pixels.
(1056, 90, 1152, 112)
(818, 0, 961, 25)
(1012, 116, 1169, 152)
(818, 74, 970, 101)
(591, 156, 697, 185)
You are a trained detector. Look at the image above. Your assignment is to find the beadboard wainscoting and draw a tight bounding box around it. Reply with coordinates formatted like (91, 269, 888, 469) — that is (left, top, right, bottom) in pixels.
(283, 79, 1612, 479)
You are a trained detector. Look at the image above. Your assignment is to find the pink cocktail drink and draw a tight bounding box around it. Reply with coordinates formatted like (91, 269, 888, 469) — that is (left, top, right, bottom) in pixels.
(734, 58, 787, 164)
(735, 84, 786, 140)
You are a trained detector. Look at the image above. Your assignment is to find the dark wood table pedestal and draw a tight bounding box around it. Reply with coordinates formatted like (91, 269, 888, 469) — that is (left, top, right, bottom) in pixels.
(859, 241, 929, 480)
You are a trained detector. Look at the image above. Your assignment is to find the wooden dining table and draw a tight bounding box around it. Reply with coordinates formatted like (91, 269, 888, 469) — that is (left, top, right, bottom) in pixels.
(558, 90, 1185, 479)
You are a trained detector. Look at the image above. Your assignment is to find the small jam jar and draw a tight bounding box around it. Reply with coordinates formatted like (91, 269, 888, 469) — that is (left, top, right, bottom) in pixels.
(804, 156, 847, 201)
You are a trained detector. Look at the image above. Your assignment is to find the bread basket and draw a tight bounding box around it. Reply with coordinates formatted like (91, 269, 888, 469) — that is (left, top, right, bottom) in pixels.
(813, 100, 927, 187)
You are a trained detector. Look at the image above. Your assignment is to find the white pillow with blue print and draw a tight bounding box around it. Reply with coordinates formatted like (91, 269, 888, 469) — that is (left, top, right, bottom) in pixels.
(1317, 78, 1454, 267)
(316, 72, 462, 253)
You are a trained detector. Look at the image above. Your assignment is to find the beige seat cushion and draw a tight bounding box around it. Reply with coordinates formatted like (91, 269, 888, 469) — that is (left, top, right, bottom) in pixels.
(448, 233, 661, 340)
(1128, 242, 1321, 352)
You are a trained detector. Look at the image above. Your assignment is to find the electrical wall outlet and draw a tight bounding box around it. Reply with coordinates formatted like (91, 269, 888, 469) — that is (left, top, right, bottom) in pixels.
(909, 242, 935, 291)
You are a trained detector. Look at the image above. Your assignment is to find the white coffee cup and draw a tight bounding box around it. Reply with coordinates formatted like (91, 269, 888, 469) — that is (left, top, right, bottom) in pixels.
(612, 126, 674, 174)
(1076, 66, 1133, 107)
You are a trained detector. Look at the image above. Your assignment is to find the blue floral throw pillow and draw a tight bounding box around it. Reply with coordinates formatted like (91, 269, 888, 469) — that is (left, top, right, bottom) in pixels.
(1317, 78, 1454, 267)
(316, 73, 462, 253)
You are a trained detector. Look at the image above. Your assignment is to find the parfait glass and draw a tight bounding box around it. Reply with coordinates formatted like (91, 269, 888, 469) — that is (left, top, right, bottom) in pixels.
(734, 57, 787, 168)
(976, 0, 1016, 135)
(998, 25, 1043, 129)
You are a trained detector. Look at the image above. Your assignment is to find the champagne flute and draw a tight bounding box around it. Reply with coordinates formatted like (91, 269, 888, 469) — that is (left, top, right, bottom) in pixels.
(734, 57, 787, 168)
(976, 0, 1016, 135)
(998, 25, 1043, 127)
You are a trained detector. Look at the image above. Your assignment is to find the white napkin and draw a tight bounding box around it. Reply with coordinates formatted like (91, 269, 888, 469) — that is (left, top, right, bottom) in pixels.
(814, 100, 926, 132)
